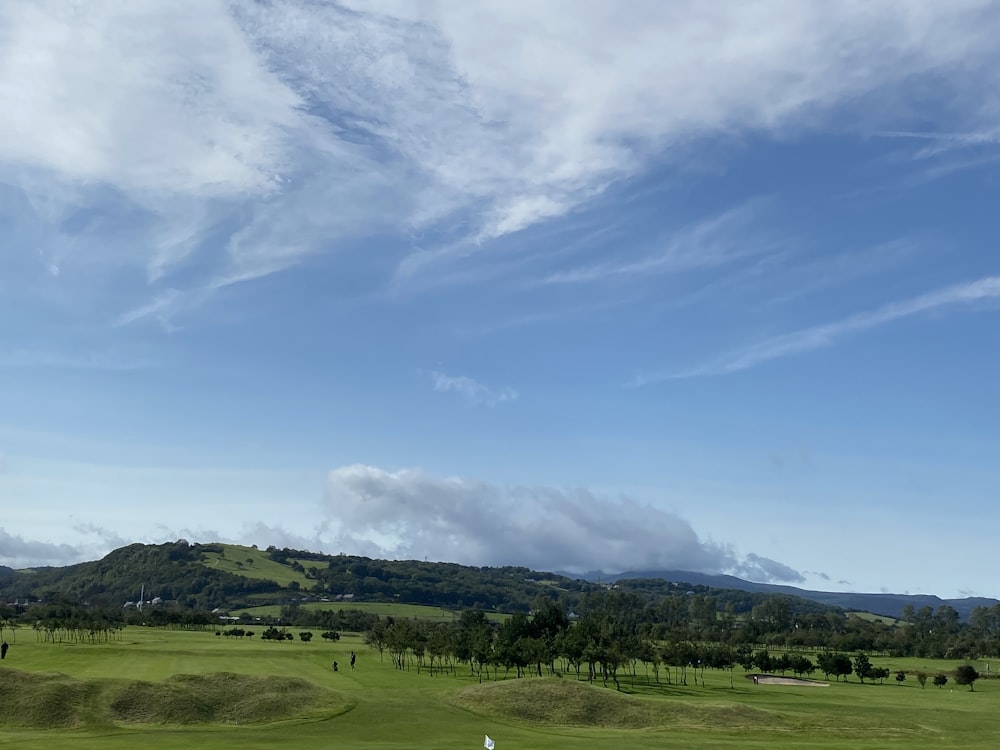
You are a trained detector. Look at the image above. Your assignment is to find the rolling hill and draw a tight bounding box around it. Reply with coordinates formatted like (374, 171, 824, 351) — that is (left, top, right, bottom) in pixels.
(1, 542, 995, 621)
(587, 568, 998, 621)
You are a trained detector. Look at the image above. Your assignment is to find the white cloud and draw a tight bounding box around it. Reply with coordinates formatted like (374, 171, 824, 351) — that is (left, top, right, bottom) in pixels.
(878, 129, 1000, 157)
(322, 464, 803, 581)
(640, 275, 1000, 382)
(427, 370, 517, 406)
(0, 526, 100, 568)
(357, 0, 1000, 279)
(539, 200, 775, 285)
(113, 289, 184, 328)
(0, 1, 304, 198)
(738, 554, 806, 584)
(3, 1, 1000, 319)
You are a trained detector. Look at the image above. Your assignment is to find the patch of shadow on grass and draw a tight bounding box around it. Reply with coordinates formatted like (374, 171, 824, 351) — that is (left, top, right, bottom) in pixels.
(449, 678, 939, 739)
(449, 678, 783, 731)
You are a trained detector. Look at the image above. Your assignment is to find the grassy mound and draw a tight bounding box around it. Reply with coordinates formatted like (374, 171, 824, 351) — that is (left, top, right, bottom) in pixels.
(450, 678, 780, 730)
(0, 670, 100, 728)
(0, 669, 343, 728)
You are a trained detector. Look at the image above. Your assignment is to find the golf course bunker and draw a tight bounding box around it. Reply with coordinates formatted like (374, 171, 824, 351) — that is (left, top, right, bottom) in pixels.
(450, 678, 782, 730)
(0, 669, 347, 728)
(746, 674, 830, 687)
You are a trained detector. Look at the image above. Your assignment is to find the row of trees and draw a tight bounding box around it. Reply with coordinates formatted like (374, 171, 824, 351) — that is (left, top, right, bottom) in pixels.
(28, 605, 126, 643)
(267, 595, 999, 661)
(359, 593, 985, 693)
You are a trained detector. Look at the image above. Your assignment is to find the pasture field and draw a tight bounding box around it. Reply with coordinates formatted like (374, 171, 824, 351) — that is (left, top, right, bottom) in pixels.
(846, 612, 899, 626)
(1, 626, 997, 749)
(200, 544, 316, 588)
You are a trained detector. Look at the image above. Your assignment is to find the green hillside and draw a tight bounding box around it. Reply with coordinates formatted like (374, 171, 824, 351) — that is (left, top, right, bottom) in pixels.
(2, 541, 999, 665)
(200, 544, 314, 589)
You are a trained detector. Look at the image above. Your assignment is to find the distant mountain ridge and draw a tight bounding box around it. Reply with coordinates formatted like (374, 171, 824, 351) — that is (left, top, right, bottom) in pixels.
(579, 568, 999, 621)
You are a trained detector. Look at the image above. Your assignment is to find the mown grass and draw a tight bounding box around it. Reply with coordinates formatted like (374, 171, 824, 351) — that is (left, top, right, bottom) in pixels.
(451, 677, 782, 730)
(1, 626, 997, 750)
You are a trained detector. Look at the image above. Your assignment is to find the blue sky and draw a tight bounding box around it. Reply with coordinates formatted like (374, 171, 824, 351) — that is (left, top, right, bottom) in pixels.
(2, 1, 999, 599)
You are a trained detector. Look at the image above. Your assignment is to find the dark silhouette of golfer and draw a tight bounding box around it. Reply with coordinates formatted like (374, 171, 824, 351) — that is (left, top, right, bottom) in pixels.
(1, 641, 7, 660)
(332, 661, 338, 672)
(350, 651, 356, 670)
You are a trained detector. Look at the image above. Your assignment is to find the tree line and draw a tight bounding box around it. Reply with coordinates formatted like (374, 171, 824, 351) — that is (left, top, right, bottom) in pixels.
(355, 592, 986, 692)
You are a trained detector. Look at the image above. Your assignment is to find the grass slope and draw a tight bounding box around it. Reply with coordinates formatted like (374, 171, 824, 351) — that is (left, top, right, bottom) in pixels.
(451, 677, 778, 730)
(0, 668, 340, 728)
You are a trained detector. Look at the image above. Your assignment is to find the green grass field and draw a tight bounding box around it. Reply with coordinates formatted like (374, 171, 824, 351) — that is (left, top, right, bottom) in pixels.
(1, 626, 997, 749)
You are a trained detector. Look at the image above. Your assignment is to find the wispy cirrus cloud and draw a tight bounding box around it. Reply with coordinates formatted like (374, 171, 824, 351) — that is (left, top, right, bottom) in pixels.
(113, 289, 185, 329)
(878, 129, 1000, 156)
(872, 129, 1000, 184)
(4, 1, 1000, 325)
(637, 275, 1000, 383)
(0, 349, 158, 371)
(427, 370, 517, 407)
(538, 200, 777, 286)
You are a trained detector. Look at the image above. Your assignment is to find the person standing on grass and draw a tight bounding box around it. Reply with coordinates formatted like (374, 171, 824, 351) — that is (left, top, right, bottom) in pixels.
(351, 651, 356, 670)
(1, 641, 7, 660)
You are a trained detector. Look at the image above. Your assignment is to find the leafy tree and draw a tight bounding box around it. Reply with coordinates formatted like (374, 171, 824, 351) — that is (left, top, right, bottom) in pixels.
(735, 645, 755, 673)
(791, 655, 815, 678)
(775, 653, 793, 676)
(365, 619, 388, 661)
(816, 651, 836, 680)
(261, 626, 288, 641)
(853, 653, 873, 684)
(933, 673, 948, 688)
(916, 671, 927, 689)
(954, 664, 980, 691)
(833, 653, 853, 682)
(557, 623, 588, 680)
(895, 670, 906, 685)
(321, 630, 341, 641)
(753, 649, 773, 674)
(299, 631, 313, 642)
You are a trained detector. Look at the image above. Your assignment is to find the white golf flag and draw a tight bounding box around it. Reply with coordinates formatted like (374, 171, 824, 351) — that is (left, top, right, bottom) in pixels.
(484, 735, 495, 750)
